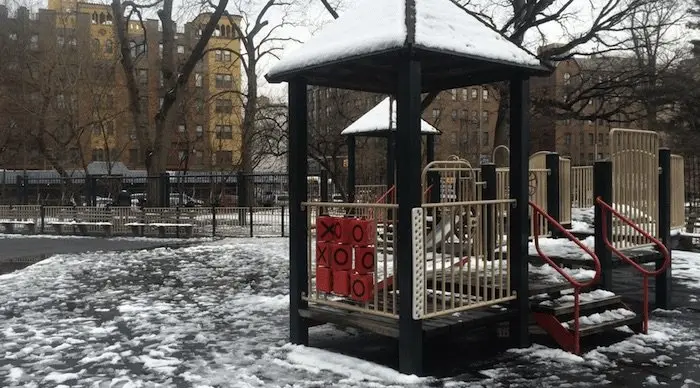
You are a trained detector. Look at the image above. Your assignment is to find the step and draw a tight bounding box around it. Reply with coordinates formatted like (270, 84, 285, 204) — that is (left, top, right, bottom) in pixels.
(561, 307, 639, 337)
(531, 289, 621, 316)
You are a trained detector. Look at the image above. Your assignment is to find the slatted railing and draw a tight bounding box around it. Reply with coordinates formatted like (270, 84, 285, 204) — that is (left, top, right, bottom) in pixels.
(412, 199, 515, 319)
(571, 166, 593, 208)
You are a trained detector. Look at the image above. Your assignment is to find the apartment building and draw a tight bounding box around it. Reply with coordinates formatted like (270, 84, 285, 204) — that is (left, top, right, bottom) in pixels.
(0, 2, 242, 171)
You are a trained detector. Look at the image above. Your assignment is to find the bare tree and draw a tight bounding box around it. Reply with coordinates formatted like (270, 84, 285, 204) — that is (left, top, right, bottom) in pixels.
(110, 0, 229, 204)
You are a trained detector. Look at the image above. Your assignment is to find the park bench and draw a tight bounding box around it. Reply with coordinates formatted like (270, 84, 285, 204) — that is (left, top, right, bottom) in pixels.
(0, 206, 39, 234)
(47, 207, 114, 237)
(126, 208, 195, 238)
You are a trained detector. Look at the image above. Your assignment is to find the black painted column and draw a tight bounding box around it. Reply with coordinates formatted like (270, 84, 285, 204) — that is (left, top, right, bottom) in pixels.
(508, 76, 531, 348)
(288, 79, 309, 345)
(657, 148, 672, 308)
(395, 58, 423, 375)
(594, 160, 613, 289)
(546, 152, 561, 235)
(427, 135, 439, 203)
(387, 133, 396, 190)
(347, 135, 356, 203)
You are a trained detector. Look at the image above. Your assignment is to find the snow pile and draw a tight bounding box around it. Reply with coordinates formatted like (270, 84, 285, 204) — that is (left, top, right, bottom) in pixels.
(341, 97, 439, 135)
(561, 308, 636, 329)
(529, 235, 596, 260)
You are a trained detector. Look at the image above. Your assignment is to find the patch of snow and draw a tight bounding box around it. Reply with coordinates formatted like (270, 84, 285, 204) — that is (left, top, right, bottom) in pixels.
(561, 308, 636, 329)
(537, 289, 616, 307)
(529, 235, 595, 261)
(43, 372, 79, 383)
(646, 375, 660, 385)
(341, 97, 439, 135)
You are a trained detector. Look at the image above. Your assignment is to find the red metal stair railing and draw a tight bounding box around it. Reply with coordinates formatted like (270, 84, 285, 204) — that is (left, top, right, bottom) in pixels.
(530, 201, 602, 354)
(595, 197, 671, 334)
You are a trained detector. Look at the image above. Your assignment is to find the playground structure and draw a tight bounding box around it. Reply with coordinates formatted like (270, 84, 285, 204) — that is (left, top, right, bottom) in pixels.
(266, 0, 679, 376)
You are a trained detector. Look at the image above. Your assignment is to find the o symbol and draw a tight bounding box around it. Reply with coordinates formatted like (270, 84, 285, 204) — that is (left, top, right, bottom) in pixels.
(352, 279, 365, 297)
(352, 224, 364, 243)
(334, 248, 349, 266)
(361, 251, 373, 270)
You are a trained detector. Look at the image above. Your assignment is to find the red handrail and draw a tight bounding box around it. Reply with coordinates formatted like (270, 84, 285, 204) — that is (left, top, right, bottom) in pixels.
(423, 185, 433, 201)
(376, 185, 396, 204)
(595, 196, 671, 333)
(530, 200, 601, 354)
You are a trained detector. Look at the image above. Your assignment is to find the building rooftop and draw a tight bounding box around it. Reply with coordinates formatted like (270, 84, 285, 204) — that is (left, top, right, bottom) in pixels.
(341, 97, 440, 136)
(266, 0, 547, 92)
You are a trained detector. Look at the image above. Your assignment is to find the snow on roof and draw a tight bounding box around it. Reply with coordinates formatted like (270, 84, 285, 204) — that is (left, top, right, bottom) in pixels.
(341, 97, 440, 136)
(267, 0, 542, 80)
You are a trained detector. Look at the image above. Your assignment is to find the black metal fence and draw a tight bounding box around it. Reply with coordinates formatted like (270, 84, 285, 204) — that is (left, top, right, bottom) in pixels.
(1, 172, 289, 207)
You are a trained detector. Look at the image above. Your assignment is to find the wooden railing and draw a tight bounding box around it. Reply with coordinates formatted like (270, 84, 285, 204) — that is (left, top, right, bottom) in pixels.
(412, 199, 515, 320)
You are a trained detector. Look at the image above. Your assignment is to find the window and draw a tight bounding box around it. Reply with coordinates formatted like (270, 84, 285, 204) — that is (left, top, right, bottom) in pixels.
(451, 89, 457, 100)
(178, 124, 186, 133)
(431, 108, 440, 119)
(194, 150, 203, 163)
(105, 40, 113, 54)
(196, 125, 203, 138)
(9, 33, 17, 41)
(92, 38, 100, 52)
(482, 132, 489, 146)
(215, 99, 233, 113)
(580, 153, 585, 162)
(588, 133, 594, 145)
(564, 133, 572, 145)
(597, 153, 603, 160)
(588, 153, 594, 162)
(216, 150, 233, 165)
(138, 69, 148, 85)
(129, 149, 138, 164)
(482, 89, 488, 100)
(57, 36, 65, 45)
(30, 35, 38, 50)
(69, 37, 77, 47)
(481, 111, 489, 122)
(471, 110, 478, 122)
(56, 94, 66, 109)
(471, 88, 477, 99)
(177, 45, 185, 54)
(92, 149, 105, 161)
(462, 89, 468, 101)
(451, 110, 457, 120)
(195, 73, 203, 87)
(215, 125, 233, 139)
(215, 49, 222, 61)
(223, 50, 231, 61)
(159, 43, 163, 57)
(178, 150, 188, 161)
(579, 133, 584, 145)
(598, 134, 603, 144)
(460, 109, 467, 119)
(215, 74, 233, 88)
(195, 99, 204, 113)
(564, 72, 571, 85)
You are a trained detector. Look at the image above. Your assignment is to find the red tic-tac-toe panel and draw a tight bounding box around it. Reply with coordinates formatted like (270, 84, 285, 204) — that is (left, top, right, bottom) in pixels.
(316, 266, 332, 293)
(316, 216, 341, 242)
(315, 241, 332, 267)
(331, 243, 352, 271)
(339, 217, 355, 245)
(349, 218, 375, 247)
(354, 246, 375, 274)
(351, 273, 373, 302)
(332, 270, 350, 296)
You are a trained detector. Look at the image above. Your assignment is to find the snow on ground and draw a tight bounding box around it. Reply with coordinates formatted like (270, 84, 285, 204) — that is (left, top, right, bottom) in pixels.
(2, 239, 700, 386)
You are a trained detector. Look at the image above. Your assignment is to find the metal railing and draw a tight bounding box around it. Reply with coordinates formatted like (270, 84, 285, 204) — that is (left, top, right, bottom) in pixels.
(412, 199, 515, 320)
(671, 154, 685, 229)
(304, 201, 399, 318)
(495, 167, 549, 238)
(571, 166, 594, 208)
(610, 129, 659, 249)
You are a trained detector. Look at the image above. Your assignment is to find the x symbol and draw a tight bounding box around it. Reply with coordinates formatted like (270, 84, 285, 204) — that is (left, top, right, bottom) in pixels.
(319, 219, 337, 240)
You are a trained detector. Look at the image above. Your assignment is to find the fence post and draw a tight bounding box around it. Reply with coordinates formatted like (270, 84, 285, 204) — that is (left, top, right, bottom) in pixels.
(249, 206, 254, 237)
(594, 160, 613, 290)
(212, 205, 217, 237)
(657, 148, 672, 308)
(15, 175, 23, 205)
(482, 163, 497, 261)
(40, 205, 45, 234)
(281, 206, 285, 237)
(159, 172, 170, 207)
(320, 169, 328, 215)
(546, 152, 561, 237)
(237, 172, 248, 227)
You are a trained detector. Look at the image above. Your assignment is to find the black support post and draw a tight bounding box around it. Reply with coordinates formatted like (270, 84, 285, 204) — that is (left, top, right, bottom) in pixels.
(159, 173, 170, 207)
(546, 153, 561, 236)
(347, 135, 356, 204)
(237, 172, 248, 226)
(320, 169, 329, 216)
(508, 76, 531, 348)
(387, 132, 395, 189)
(594, 160, 613, 289)
(15, 175, 23, 205)
(657, 148, 672, 308)
(288, 78, 309, 345)
(427, 135, 439, 203)
(395, 58, 423, 376)
(482, 163, 497, 261)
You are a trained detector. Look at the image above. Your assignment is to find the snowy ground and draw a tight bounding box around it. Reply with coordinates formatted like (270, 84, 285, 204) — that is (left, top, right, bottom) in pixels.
(3, 239, 700, 387)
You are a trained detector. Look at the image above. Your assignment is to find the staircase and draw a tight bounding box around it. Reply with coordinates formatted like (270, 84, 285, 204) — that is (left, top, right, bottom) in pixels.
(529, 200, 671, 354)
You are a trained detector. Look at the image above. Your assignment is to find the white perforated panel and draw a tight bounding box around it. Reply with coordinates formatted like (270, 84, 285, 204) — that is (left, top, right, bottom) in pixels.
(412, 207, 425, 320)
